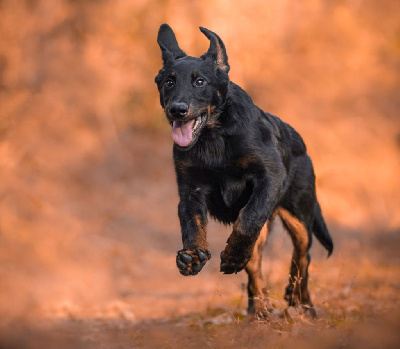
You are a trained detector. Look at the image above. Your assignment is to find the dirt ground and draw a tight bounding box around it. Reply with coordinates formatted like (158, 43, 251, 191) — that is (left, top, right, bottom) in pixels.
(1, 132, 399, 349)
(0, 1, 399, 348)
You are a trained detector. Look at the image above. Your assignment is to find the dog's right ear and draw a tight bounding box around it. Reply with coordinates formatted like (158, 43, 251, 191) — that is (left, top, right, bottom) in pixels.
(157, 24, 186, 65)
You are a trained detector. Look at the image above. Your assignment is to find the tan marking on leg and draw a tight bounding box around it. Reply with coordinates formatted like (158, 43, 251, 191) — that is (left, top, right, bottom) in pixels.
(277, 208, 312, 306)
(246, 223, 268, 273)
(245, 223, 271, 315)
(277, 208, 308, 252)
(193, 214, 208, 250)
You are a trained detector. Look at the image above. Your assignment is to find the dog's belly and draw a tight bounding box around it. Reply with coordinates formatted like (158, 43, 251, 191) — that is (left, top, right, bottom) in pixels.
(206, 178, 253, 224)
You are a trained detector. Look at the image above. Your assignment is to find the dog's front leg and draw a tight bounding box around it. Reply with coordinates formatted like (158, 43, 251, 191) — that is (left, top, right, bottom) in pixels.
(220, 168, 285, 274)
(176, 187, 211, 276)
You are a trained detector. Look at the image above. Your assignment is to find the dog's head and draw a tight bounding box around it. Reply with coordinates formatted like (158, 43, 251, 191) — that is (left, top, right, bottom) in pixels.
(155, 24, 230, 150)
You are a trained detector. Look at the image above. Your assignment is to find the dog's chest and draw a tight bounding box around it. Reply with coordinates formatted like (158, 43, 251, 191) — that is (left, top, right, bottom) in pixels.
(204, 171, 253, 224)
(219, 174, 253, 209)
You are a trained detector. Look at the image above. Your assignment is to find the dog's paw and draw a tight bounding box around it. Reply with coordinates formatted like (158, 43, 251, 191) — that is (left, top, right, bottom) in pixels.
(176, 248, 211, 276)
(219, 249, 251, 274)
(284, 284, 296, 306)
(284, 285, 316, 318)
(302, 305, 317, 319)
(249, 297, 275, 321)
(284, 305, 317, 320)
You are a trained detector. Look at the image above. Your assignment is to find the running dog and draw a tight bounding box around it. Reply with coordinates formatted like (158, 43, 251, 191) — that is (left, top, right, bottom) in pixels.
(155, 24, 333, 317)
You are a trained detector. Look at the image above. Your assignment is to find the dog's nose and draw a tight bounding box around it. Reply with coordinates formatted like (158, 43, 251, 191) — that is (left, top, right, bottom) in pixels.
(169, 102, 189, 117)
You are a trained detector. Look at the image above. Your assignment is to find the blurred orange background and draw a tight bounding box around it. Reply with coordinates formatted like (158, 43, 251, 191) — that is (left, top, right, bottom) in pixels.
(0, 0, 399, 340)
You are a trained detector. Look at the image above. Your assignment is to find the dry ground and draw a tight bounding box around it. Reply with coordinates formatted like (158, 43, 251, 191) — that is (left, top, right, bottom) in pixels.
(1, 132, 399, 349)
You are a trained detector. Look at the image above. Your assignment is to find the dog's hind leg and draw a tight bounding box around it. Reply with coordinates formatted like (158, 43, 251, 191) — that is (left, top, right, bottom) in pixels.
(277, 207, 316, 317)
(245, 221, 271, 317)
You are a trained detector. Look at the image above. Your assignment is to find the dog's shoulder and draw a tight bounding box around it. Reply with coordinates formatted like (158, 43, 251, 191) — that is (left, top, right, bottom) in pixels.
(224, 82, 307, 158)
(262, 112, 306, 156)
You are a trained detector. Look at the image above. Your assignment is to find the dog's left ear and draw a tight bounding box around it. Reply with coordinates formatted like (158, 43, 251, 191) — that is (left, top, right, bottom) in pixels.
(200, 27, 230, 73)
(157, 24, 186, 65)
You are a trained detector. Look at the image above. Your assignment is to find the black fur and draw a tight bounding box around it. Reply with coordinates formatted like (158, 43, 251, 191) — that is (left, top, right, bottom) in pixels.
(155, 24, 333, 316)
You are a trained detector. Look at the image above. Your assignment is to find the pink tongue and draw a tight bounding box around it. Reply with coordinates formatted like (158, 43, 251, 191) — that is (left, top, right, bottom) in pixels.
(172, 120, 194, 147)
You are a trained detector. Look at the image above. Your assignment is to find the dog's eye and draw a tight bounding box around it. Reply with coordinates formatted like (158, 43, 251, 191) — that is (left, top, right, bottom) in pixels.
(194, 78, 205, 87)
(165, 79, 174, 88)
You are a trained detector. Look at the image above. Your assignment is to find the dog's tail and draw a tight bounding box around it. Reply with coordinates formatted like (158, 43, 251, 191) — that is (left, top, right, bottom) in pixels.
(312, 201, 333, 257)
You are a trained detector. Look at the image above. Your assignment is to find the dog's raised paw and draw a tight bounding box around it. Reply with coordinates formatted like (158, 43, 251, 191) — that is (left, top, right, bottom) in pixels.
(176, 248, 211, 276)
(219, 250, 251, 274)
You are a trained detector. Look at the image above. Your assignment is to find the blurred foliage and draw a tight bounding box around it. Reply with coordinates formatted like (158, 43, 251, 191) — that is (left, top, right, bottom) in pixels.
(7, 1, 395, 229)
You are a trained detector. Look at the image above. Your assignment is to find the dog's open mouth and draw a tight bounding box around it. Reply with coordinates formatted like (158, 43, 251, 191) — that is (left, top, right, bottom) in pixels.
(171, 113, 207, 148)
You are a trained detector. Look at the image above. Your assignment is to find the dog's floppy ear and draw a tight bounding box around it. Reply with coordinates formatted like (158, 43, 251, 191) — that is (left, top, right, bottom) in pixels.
(157, 24, 186, 64)
(200, 27, 230, 73)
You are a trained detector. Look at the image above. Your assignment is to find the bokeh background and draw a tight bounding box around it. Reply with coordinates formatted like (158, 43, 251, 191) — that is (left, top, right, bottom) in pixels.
(0, 0, 399, 347)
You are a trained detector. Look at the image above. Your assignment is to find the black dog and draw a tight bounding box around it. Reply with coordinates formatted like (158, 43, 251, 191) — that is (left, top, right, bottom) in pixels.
(155, 24, 333, 317)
